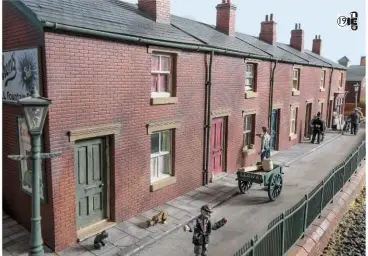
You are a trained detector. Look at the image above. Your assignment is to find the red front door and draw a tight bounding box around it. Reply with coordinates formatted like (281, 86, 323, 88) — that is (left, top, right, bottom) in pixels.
(211, 118, 224, 175)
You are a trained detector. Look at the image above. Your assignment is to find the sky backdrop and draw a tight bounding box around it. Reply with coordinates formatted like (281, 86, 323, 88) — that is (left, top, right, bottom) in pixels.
(124, 0, 366, 65)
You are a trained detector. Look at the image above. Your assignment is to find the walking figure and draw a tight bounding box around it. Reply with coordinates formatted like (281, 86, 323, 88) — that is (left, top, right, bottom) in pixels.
(183, 205, 227, 256)
(350, 109, 360, 135)
(311, 112, 323, 144)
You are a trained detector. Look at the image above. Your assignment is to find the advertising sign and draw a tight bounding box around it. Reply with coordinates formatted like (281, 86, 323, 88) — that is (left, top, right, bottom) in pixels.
(3, 48, 40, 102)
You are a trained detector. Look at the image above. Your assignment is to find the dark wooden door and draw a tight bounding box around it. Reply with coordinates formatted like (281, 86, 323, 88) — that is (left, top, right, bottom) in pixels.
(211, 118, 224, 175)
(270, 109, 279, 151)
(75, 138, 106, 229)
(304, 103, 312, 137)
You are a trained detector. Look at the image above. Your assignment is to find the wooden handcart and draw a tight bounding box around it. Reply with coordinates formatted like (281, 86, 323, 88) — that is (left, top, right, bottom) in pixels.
(235, 163, 283, 201)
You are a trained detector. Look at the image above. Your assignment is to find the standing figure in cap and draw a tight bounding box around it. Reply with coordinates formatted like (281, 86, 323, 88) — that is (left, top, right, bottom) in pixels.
(183, 205, 227, 256)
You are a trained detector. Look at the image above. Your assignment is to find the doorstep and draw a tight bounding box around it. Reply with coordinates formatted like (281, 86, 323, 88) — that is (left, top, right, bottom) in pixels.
(77, 219, 116, 242)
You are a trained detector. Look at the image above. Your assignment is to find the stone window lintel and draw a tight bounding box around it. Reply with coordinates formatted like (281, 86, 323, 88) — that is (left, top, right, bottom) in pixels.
(242, 109, 258, 117)
(147, 120, 181, 134)
(68, 124, 121, 142)
(211, 108, 232, 118)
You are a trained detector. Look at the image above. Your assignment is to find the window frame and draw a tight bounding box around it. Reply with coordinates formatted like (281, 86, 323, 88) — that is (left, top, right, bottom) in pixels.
(290, 107, 298, 135)
(150, 130, 173, 183)
(243, 114, 255, 149)
(245, 63, 257, 92)
(292, 68, 300, 91)
(320, 70, 326, 89)
(151, 54, 174, 98)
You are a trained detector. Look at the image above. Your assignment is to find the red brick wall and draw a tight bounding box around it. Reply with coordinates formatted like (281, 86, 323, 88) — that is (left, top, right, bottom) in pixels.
(2, 1, 55, 249)
(43, 32, 206, 250)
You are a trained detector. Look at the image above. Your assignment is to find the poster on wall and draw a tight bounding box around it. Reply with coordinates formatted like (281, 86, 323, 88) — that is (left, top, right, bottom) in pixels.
(17, 116, 47, 202)
(3, 48, 41, 103)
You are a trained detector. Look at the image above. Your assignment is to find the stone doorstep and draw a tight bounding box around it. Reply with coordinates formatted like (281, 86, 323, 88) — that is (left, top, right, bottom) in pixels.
(287, 161, 366, 256)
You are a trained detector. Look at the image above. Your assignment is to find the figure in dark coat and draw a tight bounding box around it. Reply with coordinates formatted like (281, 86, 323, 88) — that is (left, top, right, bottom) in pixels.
(350, 109, 360, 135)
(184, 205, 227, 256)
(311, 112, 324, 144)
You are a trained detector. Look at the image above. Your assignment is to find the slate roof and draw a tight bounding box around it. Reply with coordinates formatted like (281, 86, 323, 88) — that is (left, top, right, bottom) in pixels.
(346, 65, 366, 82)
(17, 0, 345, 69)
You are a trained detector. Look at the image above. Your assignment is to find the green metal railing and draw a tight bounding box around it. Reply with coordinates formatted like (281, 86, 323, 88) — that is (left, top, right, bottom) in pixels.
(234, 140, 366, 256)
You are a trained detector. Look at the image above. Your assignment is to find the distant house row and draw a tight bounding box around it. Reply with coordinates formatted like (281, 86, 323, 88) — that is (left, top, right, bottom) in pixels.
(338, 56, 366, 108)
(3, 0, 346, 252)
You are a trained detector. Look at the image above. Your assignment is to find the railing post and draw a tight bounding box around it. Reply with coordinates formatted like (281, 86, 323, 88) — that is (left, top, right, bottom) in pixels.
(251, 237, 255, 256)
(342, 161, 346, 192)
(319, 180, 324, 218)
(281, 212, 285, 256)
(331, 170, 335, 203)
(303, 195, 309, 235)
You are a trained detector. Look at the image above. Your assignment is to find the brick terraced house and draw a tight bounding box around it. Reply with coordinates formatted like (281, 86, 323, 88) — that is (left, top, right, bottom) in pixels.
(3, 0, 347, 251)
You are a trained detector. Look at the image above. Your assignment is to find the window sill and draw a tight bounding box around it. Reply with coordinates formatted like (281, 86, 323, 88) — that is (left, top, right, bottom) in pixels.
(245, 91, 258, 99)
(320, 88, 326, 92)
(150, 176, 176, 192)
(151, 97, 178, 105)
(289, 134, 297, 141)
(292, 90, 300, 96)
(242, 147, 256, 156)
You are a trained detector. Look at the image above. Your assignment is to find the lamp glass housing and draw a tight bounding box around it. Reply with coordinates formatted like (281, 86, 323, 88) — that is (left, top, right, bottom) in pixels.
(18, 93, 52, 134)
(24, 105, 48, 132)
(354, 84, 360, 92)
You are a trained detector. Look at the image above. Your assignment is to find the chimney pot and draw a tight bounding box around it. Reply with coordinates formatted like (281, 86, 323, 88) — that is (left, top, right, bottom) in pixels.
(270, 13, 273, 21)
(138, 0, 171, 24)
(295, 23, 298, 29)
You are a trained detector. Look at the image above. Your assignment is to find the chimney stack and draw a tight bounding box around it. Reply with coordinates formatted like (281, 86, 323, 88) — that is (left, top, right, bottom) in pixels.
(216, 0, 237, 36)
(290, 23, 304, 51)
(138, 0, 171, 24)
(259, 13, 277, 45)
(312, 35, 322, 55)
(360, 56, 366, 66)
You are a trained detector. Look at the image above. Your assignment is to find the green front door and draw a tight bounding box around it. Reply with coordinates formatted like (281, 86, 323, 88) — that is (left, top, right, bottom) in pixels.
(75, 138, 106, 229)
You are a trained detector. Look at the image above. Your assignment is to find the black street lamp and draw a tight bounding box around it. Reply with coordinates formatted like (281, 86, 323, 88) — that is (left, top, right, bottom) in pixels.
(353, 83, 360, 109)
(8, 89, 60, 256)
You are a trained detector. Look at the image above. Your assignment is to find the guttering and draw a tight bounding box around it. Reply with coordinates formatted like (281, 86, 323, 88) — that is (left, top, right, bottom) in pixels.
(326, 67, 335, 126)
(203, 51, 214, 186)
(268, 60, 278, 129)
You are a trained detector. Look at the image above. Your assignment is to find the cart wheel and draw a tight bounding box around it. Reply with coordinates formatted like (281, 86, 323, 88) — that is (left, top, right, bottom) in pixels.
(238, 180, 253, 194)
(268, 173, 283, 201)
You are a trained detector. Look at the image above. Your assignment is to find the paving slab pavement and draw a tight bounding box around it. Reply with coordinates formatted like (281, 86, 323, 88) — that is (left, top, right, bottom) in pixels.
(2, 130, 357, 256)
(133, 129, 365, 256)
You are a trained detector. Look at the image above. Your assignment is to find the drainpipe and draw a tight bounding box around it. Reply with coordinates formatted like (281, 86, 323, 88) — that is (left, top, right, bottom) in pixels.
(268, 60, 278, 130)
(203, 51, 214, 186)
(326, 68, 334, 127)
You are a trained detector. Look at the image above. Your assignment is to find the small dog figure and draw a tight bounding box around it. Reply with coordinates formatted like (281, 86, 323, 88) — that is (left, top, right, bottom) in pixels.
(94, 230, 108, 249)
(146, 211, 168, 227)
